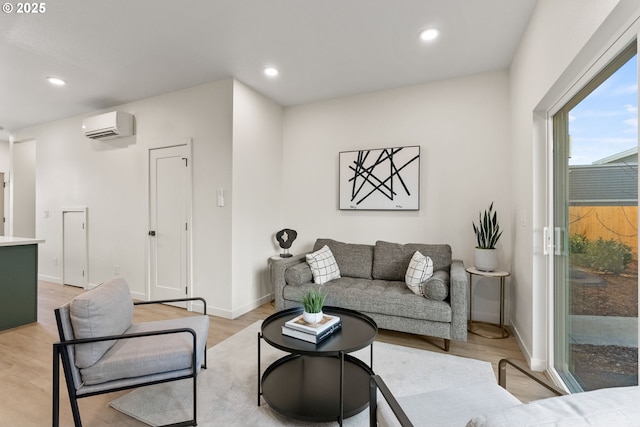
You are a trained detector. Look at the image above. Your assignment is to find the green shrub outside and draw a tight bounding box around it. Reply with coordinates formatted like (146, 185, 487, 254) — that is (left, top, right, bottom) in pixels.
(569, 233, 589, 254)
(569, 234, 633, 274)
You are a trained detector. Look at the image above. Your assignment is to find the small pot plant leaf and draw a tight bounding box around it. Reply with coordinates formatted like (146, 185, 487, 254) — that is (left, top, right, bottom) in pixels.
(472, 202, 502, 249)
(302, 288, 327, 314)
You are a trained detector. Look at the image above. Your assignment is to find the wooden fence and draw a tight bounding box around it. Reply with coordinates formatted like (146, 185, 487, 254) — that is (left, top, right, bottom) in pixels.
(569, 205, 638, 255)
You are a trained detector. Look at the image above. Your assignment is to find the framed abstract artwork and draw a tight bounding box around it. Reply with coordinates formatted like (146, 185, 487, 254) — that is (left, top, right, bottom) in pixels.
(339, 146, 420, 210)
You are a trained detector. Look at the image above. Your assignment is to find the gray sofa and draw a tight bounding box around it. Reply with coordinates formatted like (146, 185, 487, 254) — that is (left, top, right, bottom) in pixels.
(273, 239, 468, 350)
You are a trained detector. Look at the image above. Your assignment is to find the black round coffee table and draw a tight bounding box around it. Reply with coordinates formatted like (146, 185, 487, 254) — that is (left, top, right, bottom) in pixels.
(258, 306, 377, 425)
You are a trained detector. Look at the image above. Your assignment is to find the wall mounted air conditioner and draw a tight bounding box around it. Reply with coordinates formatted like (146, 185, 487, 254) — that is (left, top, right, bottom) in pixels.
(82, 111, 134, 140)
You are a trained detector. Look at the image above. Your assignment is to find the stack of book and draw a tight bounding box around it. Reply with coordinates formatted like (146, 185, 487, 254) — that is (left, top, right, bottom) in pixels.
(282, 313, 342, 343)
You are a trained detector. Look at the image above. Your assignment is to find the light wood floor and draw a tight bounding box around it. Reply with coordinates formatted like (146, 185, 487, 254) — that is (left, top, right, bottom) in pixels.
(0, 281, 557, 426)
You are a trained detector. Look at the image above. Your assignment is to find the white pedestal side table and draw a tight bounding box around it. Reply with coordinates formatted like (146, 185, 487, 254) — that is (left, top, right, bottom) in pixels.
(467, 267, 510, 339)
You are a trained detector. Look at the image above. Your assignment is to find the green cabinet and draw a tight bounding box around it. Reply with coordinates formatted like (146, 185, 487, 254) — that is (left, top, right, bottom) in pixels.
(0, 244, 38, 330)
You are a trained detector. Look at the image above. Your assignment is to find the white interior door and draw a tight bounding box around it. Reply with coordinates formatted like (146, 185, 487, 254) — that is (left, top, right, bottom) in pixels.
(149, 145, 190, 302)
(63, 209, 87, 288)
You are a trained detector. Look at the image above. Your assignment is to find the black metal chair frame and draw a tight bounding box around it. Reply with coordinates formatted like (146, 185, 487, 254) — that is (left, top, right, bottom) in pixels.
(369, 358, 566, 427)
(53, 297, 207, 427)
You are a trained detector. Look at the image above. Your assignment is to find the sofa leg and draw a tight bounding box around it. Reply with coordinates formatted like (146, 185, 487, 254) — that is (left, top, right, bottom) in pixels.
(444, 339, 450, 352)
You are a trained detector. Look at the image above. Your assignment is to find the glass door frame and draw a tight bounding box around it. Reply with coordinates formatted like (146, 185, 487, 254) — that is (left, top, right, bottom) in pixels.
(546, 40, 638, 392)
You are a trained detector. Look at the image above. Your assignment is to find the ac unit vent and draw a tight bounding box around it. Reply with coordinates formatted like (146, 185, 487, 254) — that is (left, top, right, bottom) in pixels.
(86, 129, 119, 139)
(83, 111, 134, 140)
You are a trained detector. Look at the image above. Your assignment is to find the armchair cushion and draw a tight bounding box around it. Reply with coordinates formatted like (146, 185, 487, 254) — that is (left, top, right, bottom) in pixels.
(70, 277, 133, 368)
(467, 385, 640, 427)
(378, 382, 520, 427)
(80, 316, 210, 385)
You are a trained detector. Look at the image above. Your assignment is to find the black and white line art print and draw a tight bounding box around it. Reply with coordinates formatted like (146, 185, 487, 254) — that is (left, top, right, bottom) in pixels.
(339, 146, 420, 210)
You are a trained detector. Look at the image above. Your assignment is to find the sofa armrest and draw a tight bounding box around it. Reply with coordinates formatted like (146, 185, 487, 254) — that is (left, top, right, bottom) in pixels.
(449, 259, 468, 341)
(273, 253, 308, 311)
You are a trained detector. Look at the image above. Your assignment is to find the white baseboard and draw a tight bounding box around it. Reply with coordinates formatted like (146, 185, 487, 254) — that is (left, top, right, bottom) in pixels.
(39, 274, 61, 284)
(189, 300, 206, 314)
(209, 293, 274, 320)
(510, 322, 546, 372)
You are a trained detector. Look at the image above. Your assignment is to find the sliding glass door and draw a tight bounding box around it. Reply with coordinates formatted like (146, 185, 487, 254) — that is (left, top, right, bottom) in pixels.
(553, 43, 638, 392)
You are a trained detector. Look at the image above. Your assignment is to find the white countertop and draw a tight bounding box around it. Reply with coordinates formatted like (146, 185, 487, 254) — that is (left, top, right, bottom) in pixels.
(0, 236, 45, 247)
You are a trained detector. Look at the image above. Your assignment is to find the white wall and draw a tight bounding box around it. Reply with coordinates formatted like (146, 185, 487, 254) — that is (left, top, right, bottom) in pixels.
(11, 139, 36, 238)
(282, 70, 512, 323)
(231, 80, 283, 317)
(0, 141, 8, 171)
(0, 140, 9, 236)
(509, 0, 635, 370)
(11, 80, 237, 316)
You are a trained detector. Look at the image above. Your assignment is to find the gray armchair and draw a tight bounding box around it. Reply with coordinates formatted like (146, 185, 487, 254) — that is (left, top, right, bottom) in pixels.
(52, 277, 209, 427)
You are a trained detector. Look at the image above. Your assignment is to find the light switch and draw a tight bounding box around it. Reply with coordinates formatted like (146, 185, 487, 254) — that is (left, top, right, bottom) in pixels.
(217, 189, 224, 207)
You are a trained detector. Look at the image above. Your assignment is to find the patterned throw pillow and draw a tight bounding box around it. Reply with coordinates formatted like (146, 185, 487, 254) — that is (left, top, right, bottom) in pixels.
(306, 245, 341, 285)
(405, 250, 433, 295)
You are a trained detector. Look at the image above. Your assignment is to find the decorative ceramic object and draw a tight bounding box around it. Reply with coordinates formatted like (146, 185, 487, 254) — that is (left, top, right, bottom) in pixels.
(474, 248, 498, 272)
(303, 310, 324, 324)
(276, 228, 298, 258)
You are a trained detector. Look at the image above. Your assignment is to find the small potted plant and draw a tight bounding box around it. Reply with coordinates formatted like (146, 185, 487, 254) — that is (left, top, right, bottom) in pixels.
(302, 288, 327, 324)
(472, 202, 503, 272)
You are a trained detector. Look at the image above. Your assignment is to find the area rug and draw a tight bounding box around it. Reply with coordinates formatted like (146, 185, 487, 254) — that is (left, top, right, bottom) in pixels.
(110, 321, 495, 426)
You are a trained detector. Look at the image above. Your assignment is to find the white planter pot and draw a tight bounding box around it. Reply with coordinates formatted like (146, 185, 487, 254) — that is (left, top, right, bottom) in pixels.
(474, 248, 498, 272)
(303, 310, 323, 324)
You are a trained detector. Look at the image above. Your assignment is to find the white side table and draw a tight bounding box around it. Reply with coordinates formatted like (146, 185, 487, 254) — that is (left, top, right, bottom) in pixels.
(467, 267, 510, 339)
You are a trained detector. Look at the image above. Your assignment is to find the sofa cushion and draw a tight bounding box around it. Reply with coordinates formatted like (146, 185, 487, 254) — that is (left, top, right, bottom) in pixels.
(283, 277, 452, 323)
(80, 315, 209, 385)
(285, 262, 313, 285)
(466, 385, 640, 427)
(378, 382, 521, 427)
(306, 245, 341, 284)
(405, 251, 433, 295)
(314, 238, 374, 279)
(423, 270, 449, 301)
(70, 277, 133, 369)
(373, 241, 452, 281)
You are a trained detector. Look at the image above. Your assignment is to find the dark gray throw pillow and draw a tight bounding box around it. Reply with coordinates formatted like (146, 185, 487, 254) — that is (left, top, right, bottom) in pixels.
(422, 270, 449, 301)
(285, 262, 313, 286)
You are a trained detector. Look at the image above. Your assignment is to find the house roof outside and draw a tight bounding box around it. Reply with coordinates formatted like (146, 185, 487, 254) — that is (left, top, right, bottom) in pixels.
(569, 162, 638, 206)
(591, 147, 638, 165)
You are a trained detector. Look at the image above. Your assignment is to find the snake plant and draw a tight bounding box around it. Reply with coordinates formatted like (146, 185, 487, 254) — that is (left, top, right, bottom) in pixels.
(472, 202, 503, 249)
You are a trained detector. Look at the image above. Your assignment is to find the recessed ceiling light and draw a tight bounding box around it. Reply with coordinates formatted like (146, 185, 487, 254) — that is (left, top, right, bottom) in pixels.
(264, 67, 279, 77)
(46, 77, 66, 86)
(419, 28, 440, 42)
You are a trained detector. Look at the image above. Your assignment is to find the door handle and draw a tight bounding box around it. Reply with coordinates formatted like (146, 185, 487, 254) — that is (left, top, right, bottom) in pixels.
(148, 230, 156, 236)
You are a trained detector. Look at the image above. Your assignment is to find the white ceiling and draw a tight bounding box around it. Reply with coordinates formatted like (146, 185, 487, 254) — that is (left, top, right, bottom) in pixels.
(0, 0, 537, 140)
